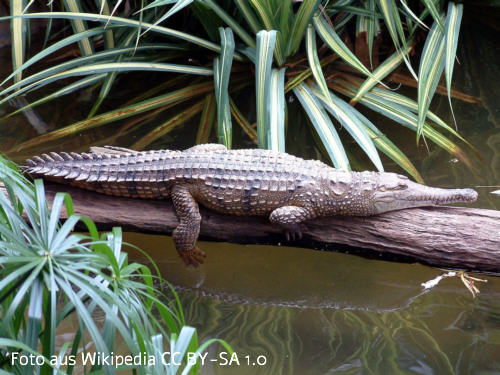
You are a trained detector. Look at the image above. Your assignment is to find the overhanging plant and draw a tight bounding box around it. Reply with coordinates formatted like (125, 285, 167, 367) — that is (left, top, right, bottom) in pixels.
(0, 0, 479, 183)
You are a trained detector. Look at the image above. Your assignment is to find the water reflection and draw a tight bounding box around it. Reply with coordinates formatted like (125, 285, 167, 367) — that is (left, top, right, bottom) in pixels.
(125, 233, 500, 374)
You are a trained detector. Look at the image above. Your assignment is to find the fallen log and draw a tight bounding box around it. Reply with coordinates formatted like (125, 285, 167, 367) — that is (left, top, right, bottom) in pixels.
(3, 182, 500, 273)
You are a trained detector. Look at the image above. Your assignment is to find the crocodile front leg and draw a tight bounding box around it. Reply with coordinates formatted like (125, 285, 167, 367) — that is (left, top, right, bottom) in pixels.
(269, 206, 315, 241)
(171, 184, 206, 267)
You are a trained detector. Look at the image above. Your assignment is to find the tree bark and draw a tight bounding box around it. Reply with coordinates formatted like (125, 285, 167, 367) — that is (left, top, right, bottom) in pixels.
(4, 182, 500, 273)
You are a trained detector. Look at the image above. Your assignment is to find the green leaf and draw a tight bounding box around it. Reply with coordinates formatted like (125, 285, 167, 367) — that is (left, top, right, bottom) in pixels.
(417, 18, 445, 140)
(376, 0, 418, 79)
(196, 94, 216, 144)
(306, 23, 329, 100)
(313, 88, 383, 171)
(62, 0, 94, 56)
(229, 99, 258, 145)
(269, 68, 286, 152)
(14, 82, 214, 151)
(400, 0, 429, 30)
(3, 74, 106, 119)
(249, 0, 285, 65)
(1, 27, 112, 87)
(214, 28, 235, 148)
(0, 62, 212, 105)
(444, 2, 463, 126)
(293, 82, 350, 170)
(334, 81, 472, 168)
(88, 31, 135, 118)
(255, 30, 276, 149)
(234, 0, 261, 34)
(201, 0, 256, 48)
(355, 113, 424, 183)
(10, 0, 26, 83)
(98, 0, 115, 49)
(286, 0, 321, 57)
(357, 1, 380, 69)
(0, 12, 225, 55)
(313, 14, 386, 86)
(422, 0, 445, 32)
(141, 0, 194, 22)
(368, 85, 471, 146)
(0, 44, 183, 97)
(131, 100, 205, 149)
(351, 44, 412, 104)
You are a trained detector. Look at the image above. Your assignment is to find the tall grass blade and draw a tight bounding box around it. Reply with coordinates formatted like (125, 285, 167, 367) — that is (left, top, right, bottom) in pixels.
(0, 62, 212, 106)
(201, 0, 256, 48)
(333, 82, 472, 168)
(98, 0, 115, 49)
(313, 14, 386, 86)
(367, 85, 473, 146)
(422, 0, 445, 32)
(400, 0, 429, 30)
(1, 27, 111, 87)
(234, 0, 261, 34)
(306, 23, 329, 100)
(229, 99, 258, 144)
(214, 28, 235, 148)
(351, 45, 412, 104)
(62, 0, 94, 56)
(10, 0, 26, 83)
(87, 32, 137, 118)
(359, 116, 423, 182)
(313, 89, 383, 171)
(286, 0, 321, 57)
(142, 0, 194, 26)
(249, 0, 285, 64)
(3, 74, 105, 119)
(444, 2, 463, 128)
(14, 82, 213, 151)
(417, 19, 445, 140)
(0, 44, 185, 98)
(293, 83, 350, 170)
(196, 94, 216, 144)
(131, 100, 205, 149)
(0, 12, 224, 54)
(255, 30, 276, 149)
(376, 0, 418, 79)
(356, 1, 379, 70)
(269, 68, 286, 152)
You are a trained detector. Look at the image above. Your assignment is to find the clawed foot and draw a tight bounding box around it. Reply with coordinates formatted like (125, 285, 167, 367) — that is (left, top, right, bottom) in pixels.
(283, 224, 305, 241)
(179, 246, 206, 267)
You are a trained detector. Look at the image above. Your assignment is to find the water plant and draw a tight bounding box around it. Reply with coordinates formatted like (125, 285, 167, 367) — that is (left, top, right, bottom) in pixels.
(0, 1, 478, 182)
(0, 155, 230, 374)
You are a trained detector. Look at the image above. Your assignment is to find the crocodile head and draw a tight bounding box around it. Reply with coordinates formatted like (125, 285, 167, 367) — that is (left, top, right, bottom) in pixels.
(371, 173, 478, 214)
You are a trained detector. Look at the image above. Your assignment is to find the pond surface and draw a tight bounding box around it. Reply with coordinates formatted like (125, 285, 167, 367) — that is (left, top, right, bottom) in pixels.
(1, 11, 499, 375)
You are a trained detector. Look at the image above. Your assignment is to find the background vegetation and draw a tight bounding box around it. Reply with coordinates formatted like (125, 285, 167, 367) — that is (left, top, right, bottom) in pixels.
(0, 0, 481, 183)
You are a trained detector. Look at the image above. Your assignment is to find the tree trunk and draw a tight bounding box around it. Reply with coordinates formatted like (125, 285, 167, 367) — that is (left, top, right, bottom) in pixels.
(4, 182, 500, 273)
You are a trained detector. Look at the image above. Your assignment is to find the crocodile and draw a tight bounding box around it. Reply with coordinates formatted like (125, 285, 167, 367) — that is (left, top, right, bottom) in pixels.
(24, 144, 478, 266)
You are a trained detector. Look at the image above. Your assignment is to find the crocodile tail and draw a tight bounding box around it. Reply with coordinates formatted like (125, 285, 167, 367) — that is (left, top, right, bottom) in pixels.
(24, 151, 101, 181)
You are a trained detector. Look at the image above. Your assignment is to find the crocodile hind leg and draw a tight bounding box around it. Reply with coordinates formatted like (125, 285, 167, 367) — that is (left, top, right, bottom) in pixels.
(171, 184, 206, 267)
(269, 206, 315, 241)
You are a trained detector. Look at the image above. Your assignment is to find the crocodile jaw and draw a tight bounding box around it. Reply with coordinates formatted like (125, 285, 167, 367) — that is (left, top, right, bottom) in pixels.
(372, 180, 478, 214)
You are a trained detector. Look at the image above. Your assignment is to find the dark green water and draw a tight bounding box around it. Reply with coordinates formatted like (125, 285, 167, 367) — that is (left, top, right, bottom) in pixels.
(1, 13, 499, 375)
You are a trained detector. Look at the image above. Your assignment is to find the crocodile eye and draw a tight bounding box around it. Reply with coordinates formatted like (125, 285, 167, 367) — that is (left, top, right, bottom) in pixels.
(397, 183, 408, 190)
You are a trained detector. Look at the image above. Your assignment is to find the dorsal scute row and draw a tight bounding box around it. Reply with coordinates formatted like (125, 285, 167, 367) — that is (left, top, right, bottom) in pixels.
(24, 147, 324, 185)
